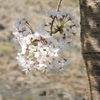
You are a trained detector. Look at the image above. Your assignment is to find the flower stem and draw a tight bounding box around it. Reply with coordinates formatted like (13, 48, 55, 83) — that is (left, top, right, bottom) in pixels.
(50, 0, 63, 36)
(56, 0, 62, 12)
(26, 22, 34, 33)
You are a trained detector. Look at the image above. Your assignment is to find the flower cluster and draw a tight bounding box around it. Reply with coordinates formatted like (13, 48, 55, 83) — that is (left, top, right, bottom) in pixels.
(47, 10, 79, 35)
(13, 10, 79, 75)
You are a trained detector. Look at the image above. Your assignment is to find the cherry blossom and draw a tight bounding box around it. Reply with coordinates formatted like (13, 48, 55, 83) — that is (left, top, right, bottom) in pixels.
(13, 10, 79, 75)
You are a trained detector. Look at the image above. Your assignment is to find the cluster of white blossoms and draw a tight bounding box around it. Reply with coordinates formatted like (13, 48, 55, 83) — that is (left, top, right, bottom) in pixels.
(13, 10, 79, 75)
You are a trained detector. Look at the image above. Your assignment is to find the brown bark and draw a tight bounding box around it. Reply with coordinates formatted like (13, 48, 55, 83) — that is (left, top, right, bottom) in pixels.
(79, 0, 100, 100)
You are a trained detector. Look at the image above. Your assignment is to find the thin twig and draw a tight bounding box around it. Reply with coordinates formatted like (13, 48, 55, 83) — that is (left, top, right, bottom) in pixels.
(50, 0, 63, 36)
(56, 0, 62, 12)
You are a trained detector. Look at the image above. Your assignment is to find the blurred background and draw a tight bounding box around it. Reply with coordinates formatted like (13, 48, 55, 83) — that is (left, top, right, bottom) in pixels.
(0, 0, 86, 100)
